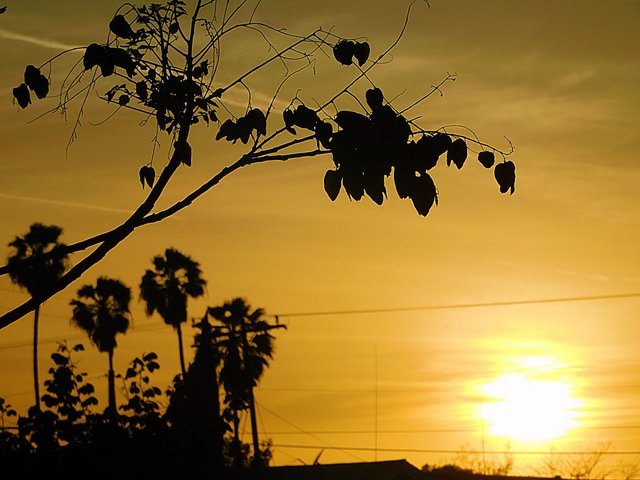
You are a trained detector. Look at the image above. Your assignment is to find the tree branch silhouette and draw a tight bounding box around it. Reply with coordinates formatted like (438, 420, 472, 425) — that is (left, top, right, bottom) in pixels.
(2, 0, 516, 329)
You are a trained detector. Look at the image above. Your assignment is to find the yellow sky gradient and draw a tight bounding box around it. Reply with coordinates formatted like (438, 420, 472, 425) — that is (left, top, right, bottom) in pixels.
(1, 0, 640, 474)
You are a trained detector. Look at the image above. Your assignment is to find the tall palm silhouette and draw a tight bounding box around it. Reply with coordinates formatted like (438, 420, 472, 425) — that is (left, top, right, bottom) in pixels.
(139, 248, 206, 378)
(70, 276, 131, 416)
(6, 223, 68, 411)
(208, 297, 284, 466)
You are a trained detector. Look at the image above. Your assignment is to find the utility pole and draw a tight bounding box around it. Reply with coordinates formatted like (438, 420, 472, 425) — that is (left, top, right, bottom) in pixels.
(240, 320, 286, 468)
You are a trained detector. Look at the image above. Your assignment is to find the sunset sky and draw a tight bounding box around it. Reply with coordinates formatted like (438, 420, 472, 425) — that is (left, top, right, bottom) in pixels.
(1, 0, 640, 475)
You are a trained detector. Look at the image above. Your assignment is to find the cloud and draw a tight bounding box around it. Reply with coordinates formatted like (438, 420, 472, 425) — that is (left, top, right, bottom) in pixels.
(0, 27, 79, 51)
(0, 192, 130, 214)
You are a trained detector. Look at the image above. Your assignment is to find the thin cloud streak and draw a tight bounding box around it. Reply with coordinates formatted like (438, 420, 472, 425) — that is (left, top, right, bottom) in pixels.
(0, 192, 130, 214)
(0, 27, 79, 51)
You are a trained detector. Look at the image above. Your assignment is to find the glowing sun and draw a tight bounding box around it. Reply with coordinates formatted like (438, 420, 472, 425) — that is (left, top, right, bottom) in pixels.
(480, 373, 583, 441)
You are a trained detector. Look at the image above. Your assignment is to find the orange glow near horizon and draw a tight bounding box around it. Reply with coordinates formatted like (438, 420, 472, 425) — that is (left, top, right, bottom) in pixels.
(478, 357, 585, 442)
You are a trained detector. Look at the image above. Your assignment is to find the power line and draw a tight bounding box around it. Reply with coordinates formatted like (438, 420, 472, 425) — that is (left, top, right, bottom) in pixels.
(273, 292, 640, 318)
(272, 444, 640, 456)
(4, 290, 635, 352)
(4, 290, 640, 323)
(242, 428, 473, 436)
(242, 424, 640, 435)
(0, 320, 174, 351)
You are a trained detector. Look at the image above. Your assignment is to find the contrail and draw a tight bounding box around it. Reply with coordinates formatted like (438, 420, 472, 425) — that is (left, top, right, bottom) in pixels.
(0, 192, 131, 214)
(0, 27, 79, 51)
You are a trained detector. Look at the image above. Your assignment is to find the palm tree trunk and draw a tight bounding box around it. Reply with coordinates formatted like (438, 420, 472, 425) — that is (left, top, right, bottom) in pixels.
(233, 408, 240, 443)
(107, 349, 116, 417)
(177, 322, 187, 378)
(232, 408, 242, 468)
(210, 359, 224, 472)
(33, 305, 41, 411)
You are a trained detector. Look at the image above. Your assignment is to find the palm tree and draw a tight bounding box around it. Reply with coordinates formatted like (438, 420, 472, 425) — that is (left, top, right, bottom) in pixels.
(70, 276, 131, 416)
(208, 297, 284, 467)
(6, 223, 68, 411)
(139, 248, 206, 378)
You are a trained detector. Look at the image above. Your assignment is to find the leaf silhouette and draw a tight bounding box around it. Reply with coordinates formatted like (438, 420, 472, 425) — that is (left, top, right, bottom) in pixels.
(363, 171, 386, 205)
(292, 105, 319, 130)
(447, 138, 467, 169)
(315, 121, 333, 149)
(83, 43, 104, 70)
(494, 160, 516, 194)
(432, 133, 452, 157)
(143, 352, 158, 361)
(369, 106, 411, 146)
(333, 40, 355, 66)
(109, 14, 134, 39)
(192, 60, 209, 79)
(175, 140, 192, 166)
(83, 44, 122, 77)
(413, 135, 439, 171)
(235, 116, 253, 144)
(51, 352, 68, 366)
(282, 109, 296, 134)
(335, 110, 371, 132)
(365, 87, 383, 112)
(342, 169, 365, 201)
(410, 173, 438, 216)
(329, 130, 357, 167)
(246, 108, 267, 137)
(99, 56, 115, 77)
(216, 119, 238, 141)
(108, 47, 135, 77)
(394, 166, 415, 200)
(323, 169, 341, 201)
(139, 166, 155, 189)
(135, 81, 148, 100)
(478, 151, 495, 168)
(24, 65, 49, 99)
(12, 83, 30, 108)
(105, 85, 119, 103)
(353, 41, 370, 66)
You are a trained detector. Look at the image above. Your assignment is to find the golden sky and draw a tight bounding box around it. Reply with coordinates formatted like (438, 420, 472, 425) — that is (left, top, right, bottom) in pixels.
(1, 0, 640, 474)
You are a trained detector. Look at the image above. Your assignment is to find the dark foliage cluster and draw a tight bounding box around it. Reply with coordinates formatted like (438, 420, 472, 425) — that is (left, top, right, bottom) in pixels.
(274, 83, 516, 217)
(0, 339, 270, 478)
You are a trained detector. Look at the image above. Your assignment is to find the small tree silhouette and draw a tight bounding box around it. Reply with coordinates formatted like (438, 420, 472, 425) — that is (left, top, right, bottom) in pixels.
(70, 277, 132, 416)
(1, 0, 516, 329)
(17, 342, 98, 452)
(6, 223, 69, 410)
(139, 247, 206, 378)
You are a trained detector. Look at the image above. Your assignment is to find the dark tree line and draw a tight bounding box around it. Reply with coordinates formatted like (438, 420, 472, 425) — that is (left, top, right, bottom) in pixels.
(1, 293, 283, 478)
